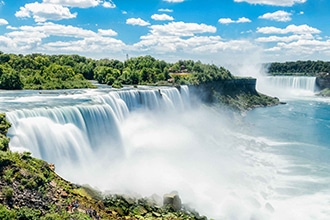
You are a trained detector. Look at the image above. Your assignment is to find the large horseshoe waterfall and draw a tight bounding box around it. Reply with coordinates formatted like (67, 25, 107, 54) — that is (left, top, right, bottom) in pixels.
(2, 85, 330, 220)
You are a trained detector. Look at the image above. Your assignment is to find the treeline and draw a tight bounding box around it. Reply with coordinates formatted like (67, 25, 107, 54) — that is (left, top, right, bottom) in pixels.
(267, 60, 330, 75)
(0, 52, 233, 90)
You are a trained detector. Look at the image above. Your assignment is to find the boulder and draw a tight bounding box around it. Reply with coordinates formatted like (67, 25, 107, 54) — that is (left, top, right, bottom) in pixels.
(163, 192, 182, 211)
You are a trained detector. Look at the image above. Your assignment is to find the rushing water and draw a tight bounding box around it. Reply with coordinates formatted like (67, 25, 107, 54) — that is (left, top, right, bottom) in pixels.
(2, 80, 330, 220)
(257, 76, 318, 98)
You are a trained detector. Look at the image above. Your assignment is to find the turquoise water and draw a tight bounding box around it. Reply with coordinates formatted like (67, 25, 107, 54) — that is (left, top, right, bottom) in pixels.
(246, 99, 330, 149)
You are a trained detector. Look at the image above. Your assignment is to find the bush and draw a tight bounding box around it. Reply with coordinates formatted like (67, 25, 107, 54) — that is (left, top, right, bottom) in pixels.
(16, 207, 41, 220)
(0, 205, 16, 220)
(2, 186, 13, 201)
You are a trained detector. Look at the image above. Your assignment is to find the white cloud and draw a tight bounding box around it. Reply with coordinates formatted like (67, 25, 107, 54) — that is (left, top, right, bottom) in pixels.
(43, 0, 99, 8)
(259, 10, 291, 22)
(234, 0, 306, 6)
(219, 18, 235, 24)
(102, 1, 116, 8)
(19, 22, 96, 38)
(265, 39, 330, 56)
(15, 2, 77, 22)
(163, 0, 184, 2)
(0, 22, 125, 56)
(43, 0, 116, 8)
(126, 18, 150, 26)
(256, 34, 314, 43)
(219, 17, 251, 24)
(130, 21, 258, 59)
(151, 14, 174, 21)
(237, 17, 251, 23)
(257, 24, 321, 35)
(0, 18, 8, 25)
(98, 28, 117, 36)
(149, 22, 216, 37)
(158, 8, 173, 13)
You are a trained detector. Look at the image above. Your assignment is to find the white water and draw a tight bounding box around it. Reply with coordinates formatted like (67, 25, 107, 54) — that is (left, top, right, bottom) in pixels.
(4, 85, 330, 219)
(257, 76, 317, 98)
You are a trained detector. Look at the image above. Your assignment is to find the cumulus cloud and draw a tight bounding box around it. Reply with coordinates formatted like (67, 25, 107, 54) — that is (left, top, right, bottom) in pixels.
(102, 1, 116, 8)
(43, 0, 116, 8)
(15, 2, 77, 22)
(256, 34, 314, 43)
(257, 24, 321, 35)
(129, 20, 259, 60)
(98, 29, 118, 36)
(126, 18, 150, 26)
(148, 21, 216, 37)
(237, 17, 251, 23)
(151, 14, 174, 21)
(0, 18, 8, 25)
(0, 22, 125, 55)
(15, 0, 115, 22)
(259, 10, 291, 22)
(234, 0, 306, 6)
(158, 8, 173, 13)
(219, 17, 251, 24)
(265, 39, 330, 57)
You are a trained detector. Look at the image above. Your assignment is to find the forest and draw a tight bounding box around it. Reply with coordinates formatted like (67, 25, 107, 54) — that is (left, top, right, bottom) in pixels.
(267, 60, 330, 75)
(0, 52, 233, 90)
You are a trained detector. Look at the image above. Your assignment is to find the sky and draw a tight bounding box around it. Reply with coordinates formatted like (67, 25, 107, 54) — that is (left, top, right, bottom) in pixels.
(0, 0, 329, 66)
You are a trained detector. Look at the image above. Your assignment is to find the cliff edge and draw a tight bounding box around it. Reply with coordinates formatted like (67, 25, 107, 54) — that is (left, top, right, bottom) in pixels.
(189, 78, 280, 111)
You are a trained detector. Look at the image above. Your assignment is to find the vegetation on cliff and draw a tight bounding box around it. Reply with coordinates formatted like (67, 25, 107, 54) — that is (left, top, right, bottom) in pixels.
(0, 114, 205, 219)
(317, 88, 330, 97)
(267, 60, 330, 76)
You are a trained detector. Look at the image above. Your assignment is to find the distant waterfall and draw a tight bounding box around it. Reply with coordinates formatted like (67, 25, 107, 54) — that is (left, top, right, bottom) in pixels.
(257, 76, 317, 98)
(265, 76, 317, 92)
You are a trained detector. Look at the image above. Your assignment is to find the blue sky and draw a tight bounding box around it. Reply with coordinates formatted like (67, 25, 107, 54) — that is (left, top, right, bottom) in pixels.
(0, 0, 329, 66)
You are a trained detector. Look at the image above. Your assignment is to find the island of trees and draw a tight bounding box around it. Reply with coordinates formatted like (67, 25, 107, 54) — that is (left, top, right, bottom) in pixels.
(266, 60, 330, 96)
(266, 60, 330, 76)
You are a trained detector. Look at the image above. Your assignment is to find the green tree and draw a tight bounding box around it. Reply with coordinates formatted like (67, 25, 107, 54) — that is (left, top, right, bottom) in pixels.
(0, 64, 23, 90)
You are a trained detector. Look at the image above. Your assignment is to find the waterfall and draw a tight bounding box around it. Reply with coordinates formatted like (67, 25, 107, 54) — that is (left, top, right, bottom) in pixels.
(265, 76, 317, 91)
(257, 76, 317, 98)
(6, 86, 190, 170)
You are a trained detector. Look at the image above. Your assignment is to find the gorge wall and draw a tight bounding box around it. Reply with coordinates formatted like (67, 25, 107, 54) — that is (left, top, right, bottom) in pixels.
(188, 78, 279, 111)
(316, 74, 330, 90)
(188, 78, 258, 103)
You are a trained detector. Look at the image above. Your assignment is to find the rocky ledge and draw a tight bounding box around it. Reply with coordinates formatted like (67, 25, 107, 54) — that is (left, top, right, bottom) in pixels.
(0, 151, 207, 219)
(189, 78, 280, 111)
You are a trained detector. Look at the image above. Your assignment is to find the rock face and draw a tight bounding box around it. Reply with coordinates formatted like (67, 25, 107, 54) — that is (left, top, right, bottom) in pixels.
(188, 78, 279, 111)
(316, 73, 330, 90)
(189, 78, 258, 103)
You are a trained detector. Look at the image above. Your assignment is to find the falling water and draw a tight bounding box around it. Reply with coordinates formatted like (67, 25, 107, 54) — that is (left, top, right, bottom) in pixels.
(257, 76, 317, 98)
